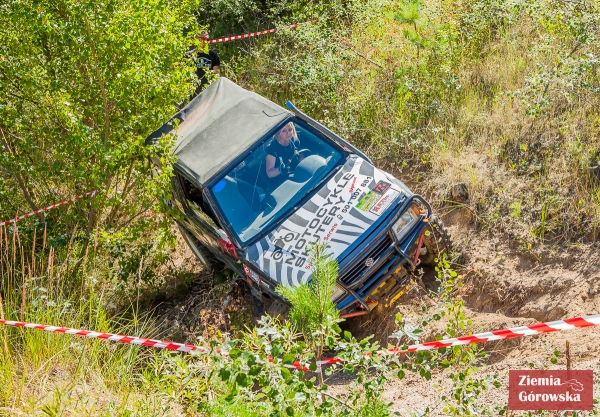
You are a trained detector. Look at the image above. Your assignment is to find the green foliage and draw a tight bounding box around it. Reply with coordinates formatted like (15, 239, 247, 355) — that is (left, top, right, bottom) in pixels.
(0, 0, 197, 273)
(219, 0, 600, 245)
(0, 225, 165, 415)
(2, 0, 600, 413)
(276, 242, 341, 355)
(388, 255, 503, 416)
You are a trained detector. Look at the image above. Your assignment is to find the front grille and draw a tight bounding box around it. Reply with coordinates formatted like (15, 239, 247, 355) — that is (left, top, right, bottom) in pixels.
(339, 233, 394, 286)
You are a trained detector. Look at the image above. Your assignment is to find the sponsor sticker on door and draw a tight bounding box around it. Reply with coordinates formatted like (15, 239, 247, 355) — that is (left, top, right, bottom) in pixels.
(508, 370, 593, 410)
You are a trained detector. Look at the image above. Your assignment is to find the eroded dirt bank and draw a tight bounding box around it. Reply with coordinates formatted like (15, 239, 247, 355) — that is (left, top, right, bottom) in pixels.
(337, 208, 600, 414)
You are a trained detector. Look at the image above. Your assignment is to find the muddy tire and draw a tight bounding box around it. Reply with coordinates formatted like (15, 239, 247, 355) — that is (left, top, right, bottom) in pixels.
(420, 215, 453, 266)
(267, 299, 290, 319)
(177, 223, 222, 272)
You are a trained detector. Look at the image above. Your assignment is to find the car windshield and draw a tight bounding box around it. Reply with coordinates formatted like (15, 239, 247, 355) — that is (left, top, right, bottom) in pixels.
(210, 119, 344, 245)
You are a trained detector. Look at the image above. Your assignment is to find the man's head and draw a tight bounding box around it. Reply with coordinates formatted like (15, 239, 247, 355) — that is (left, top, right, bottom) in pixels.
(195, 30, 210, 53)
(197, 31, 209, 44)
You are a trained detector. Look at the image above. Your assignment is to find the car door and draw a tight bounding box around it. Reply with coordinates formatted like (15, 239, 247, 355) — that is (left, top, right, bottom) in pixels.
(174, 172, 243, 273)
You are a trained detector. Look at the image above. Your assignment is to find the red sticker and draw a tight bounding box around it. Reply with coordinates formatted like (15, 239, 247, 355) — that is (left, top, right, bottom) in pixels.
(372, 181, 391, 195)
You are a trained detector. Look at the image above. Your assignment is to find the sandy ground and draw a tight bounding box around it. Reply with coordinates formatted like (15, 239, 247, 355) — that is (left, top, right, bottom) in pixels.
(332, 206, 600, 415)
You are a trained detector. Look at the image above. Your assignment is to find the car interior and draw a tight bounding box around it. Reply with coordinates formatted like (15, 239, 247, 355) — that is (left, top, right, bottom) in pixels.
(210, 120, 345, 244)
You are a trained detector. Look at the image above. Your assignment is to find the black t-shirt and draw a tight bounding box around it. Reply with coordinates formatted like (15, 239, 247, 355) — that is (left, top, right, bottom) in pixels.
(192, 48, 220, 84)
(266, 138, 301, 175)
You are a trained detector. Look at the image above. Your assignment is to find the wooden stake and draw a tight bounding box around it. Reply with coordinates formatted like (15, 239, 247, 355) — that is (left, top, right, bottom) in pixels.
(0, 293, 8, 355)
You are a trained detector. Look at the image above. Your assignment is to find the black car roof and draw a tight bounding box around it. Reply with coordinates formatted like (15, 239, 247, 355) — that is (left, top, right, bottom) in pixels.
(146, 77, 291, 185)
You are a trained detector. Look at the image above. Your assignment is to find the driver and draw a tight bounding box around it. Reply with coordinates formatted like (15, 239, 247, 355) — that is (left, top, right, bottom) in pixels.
(265, 122, 303, 184)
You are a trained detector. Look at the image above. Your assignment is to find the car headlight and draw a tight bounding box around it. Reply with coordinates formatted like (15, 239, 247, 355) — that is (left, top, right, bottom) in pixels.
(331, 284, 346, 302)
(392, 204, 420, 241)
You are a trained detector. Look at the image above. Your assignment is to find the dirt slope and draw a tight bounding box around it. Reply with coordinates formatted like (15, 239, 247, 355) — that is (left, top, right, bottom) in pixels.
(333, 205, 600, 414)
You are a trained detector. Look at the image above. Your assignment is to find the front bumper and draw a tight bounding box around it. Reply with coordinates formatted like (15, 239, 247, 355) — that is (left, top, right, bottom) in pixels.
(333, 195, 431, 313)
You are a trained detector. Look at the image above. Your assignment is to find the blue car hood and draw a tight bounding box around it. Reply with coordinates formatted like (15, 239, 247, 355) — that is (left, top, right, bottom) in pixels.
(244, 155, 407, 287)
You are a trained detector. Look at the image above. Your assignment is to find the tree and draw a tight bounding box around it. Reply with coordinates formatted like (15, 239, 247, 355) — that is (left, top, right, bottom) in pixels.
(0, 0, 199, 260)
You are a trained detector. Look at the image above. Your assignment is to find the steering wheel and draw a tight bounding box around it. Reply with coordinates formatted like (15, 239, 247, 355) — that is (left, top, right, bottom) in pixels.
(298, 149, 311, 159)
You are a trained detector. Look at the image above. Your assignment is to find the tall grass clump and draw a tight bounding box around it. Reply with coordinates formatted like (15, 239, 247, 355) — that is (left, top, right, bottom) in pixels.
(0, 224, 177, 416)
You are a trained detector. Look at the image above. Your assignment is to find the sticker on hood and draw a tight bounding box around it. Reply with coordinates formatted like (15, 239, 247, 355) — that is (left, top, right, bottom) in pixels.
(245, 156, 405, 287)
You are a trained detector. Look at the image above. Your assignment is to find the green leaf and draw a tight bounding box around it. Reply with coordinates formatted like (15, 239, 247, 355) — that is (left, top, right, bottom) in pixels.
(397, 370, 405, 379)
(294, 392, 307, 402)
(219, 368, 231, 381)
(395, 312, 403, 323)
(281, 367, 292, 381)
(236, 372, 249, 387)
(229, 348, 241, 360)
(249, 365, 262, 376)
(286, 406, 294, 416)
(309, 361, 318, 372)
(344, 330, 352, 340)
(282, 353, 296, 365)
(272, 345, 281, 358)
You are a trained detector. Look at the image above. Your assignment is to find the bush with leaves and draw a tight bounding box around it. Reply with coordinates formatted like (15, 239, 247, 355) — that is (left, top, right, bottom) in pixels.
(0, 0, 199, 280)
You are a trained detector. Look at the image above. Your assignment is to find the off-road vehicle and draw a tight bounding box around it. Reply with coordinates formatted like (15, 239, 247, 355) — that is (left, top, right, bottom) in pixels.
(146, 78, 451, 317)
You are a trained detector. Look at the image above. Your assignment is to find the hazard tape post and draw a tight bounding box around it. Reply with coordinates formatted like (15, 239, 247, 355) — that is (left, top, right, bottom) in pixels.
(2, 314, 600, 370)
(1, 190, 98, 227)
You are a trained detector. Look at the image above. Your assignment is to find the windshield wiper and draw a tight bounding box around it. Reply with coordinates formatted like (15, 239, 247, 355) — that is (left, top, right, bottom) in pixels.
(305, 164, 343, 200)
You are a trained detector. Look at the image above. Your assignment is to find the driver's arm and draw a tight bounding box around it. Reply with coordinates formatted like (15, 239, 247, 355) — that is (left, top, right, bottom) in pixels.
(266, 154, 281, 178)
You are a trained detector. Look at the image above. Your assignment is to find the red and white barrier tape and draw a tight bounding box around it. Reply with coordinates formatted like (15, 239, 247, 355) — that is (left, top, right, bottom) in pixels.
(208, 16, 333, 44)
(319, 314, 600, 365)
(0, 318, 309, 369)
(3, 314, 600, 369)
(0, 319, 209, 353)
(1, 190, 98, 227)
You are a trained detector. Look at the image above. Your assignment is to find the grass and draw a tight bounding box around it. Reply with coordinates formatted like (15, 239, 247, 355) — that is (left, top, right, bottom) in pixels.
(224, 0, 600, 250)
(0, 224, 184, 416)
(1, 0, 600, 414)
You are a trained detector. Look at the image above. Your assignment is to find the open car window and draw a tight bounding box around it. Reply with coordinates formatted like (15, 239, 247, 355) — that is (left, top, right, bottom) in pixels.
(209, 119, 345, 246)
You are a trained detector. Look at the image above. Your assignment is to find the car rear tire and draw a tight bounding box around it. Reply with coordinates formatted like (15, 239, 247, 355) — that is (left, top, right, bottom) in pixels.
(420, 215, 453, 266)
(177, 223, 222, 272)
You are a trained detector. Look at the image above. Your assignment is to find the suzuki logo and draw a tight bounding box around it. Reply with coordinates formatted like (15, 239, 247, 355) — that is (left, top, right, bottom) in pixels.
(365, 257, 374, 267)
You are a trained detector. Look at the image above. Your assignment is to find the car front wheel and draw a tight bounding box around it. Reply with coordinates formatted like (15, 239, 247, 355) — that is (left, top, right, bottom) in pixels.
(420, 215, 453, 266)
